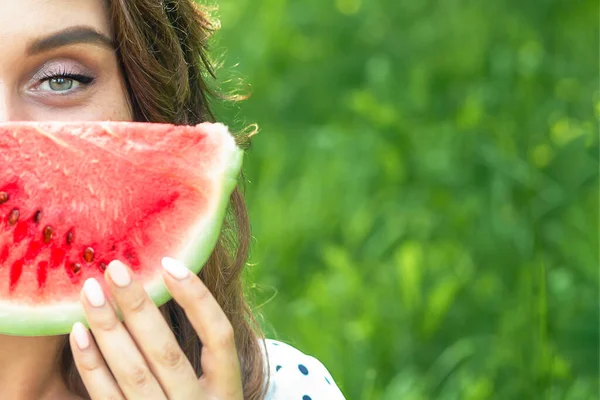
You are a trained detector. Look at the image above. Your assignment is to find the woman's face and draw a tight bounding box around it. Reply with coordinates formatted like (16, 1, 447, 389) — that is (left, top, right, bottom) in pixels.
(0, 0, 131, 122)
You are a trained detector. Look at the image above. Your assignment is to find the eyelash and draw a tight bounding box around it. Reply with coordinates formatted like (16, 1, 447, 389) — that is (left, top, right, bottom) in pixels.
(37, 68, 95, 89)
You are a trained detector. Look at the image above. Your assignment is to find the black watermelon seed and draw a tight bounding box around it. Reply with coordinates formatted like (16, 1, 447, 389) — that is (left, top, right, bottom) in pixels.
(83, 247, 95, 263)
(66, 230, 74, 245)
(7, 209, 19, 226)
(42, 226, 53, 244)
(70, 263, 81, 274)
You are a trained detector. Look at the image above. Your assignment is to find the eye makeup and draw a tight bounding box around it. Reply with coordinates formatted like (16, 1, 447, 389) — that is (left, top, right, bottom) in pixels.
(30, 60, 96, 92)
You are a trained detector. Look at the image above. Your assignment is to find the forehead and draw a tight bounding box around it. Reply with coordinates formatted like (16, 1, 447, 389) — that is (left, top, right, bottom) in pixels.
(0, 0, 111, 40)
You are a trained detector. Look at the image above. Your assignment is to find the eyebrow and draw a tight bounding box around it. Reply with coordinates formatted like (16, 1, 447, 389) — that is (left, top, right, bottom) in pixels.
(26, 26, 114, 56)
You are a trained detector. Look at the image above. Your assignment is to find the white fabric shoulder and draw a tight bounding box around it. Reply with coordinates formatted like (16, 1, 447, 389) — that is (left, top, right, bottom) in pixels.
(261, 339, 346, 400)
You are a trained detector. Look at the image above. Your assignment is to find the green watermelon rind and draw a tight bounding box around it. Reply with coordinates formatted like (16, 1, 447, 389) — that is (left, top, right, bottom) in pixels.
(147, 144, 244, 311)
(0, 124, 244, 336)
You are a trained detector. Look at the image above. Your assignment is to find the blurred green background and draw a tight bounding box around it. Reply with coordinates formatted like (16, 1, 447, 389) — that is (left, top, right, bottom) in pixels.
(211, 0, 599, 398)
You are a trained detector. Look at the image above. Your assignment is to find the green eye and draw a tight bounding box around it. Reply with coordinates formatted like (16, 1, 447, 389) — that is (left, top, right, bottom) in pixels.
(48, 77, 74, 91)
(39, 77, 82, 92)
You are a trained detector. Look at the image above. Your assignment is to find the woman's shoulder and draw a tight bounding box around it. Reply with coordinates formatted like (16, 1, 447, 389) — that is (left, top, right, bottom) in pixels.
(261, 339, 346, 400)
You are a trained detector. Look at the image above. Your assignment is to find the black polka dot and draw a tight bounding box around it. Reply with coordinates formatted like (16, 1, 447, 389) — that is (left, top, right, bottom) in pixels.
(272, 342, 279, 346)
(298, 364, 309, 375)
(302, 396, 312, 400)
(276, 365, 282, 372)
(325, 376, 331, 384)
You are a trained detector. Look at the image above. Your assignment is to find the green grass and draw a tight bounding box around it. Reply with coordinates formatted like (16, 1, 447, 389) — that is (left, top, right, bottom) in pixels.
(211, 0, 599, 398)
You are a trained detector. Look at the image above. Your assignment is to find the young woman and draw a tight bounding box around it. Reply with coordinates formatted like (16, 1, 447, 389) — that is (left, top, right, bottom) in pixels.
(0, 0, 344, 399)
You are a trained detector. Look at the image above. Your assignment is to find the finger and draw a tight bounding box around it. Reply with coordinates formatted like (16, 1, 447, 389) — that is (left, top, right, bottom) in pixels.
(81, 277, 167, 400)
(70, 322, 126, 400)
(104, 260, 202, 400)
(161, 257, 243, 399)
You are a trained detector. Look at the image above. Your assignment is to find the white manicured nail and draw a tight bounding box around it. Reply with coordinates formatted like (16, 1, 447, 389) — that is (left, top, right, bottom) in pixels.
(107, 260, 131, 287)
(83, 278, 105, 307)
(161, 257, 190, 280)
(72, 322, 90, 350)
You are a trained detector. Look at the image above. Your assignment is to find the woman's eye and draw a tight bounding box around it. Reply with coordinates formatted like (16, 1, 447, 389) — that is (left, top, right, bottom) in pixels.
(39, 77, 80, 92)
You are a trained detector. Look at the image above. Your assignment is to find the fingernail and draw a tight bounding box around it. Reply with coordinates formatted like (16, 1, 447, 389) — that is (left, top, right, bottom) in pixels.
(161, 257, 190, 280)
(107, 260, 131, 288)
(72, 322, 90, 350)
(83, 278, 105, 307)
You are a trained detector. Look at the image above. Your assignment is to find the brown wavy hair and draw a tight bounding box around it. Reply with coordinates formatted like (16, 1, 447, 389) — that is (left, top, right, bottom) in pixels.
(59, 0, 266, 398)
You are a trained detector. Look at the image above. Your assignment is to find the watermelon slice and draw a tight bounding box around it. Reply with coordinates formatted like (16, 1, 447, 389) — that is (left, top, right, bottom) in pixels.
(0, 121, 242, 336)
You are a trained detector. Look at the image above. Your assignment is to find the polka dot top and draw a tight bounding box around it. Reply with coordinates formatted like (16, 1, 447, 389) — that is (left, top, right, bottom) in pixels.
(262, 339, 346, 399)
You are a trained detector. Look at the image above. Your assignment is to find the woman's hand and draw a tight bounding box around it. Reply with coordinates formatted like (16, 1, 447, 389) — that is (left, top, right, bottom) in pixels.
(69, 258, 243, 400)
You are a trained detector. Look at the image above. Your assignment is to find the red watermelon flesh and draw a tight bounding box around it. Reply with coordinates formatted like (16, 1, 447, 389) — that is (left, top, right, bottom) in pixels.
(0, 121, 243, 336)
